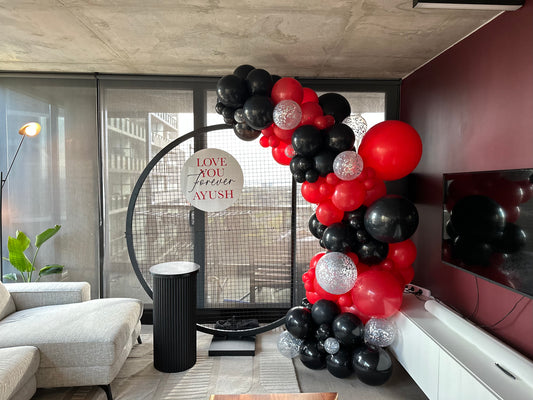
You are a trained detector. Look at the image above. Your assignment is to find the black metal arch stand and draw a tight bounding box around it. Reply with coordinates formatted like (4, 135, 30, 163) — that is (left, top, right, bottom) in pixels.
(125, 124, 286, 338)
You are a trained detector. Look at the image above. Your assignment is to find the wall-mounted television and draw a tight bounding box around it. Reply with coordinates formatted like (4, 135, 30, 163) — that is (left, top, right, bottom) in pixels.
(442, 168, 533, 299)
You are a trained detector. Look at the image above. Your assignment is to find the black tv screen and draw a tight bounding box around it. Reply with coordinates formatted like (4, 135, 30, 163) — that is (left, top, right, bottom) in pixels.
(442, 168, 533, 299)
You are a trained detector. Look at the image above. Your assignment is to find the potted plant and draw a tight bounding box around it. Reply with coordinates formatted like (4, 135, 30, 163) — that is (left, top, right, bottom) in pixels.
(2, 224, 64, 282)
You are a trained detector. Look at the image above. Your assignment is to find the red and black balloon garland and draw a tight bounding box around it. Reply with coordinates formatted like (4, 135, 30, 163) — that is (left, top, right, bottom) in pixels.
(215, 64, 423, 382)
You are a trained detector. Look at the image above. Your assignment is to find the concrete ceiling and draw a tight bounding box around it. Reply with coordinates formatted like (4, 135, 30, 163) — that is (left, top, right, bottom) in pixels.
(0, 0, 502, 79)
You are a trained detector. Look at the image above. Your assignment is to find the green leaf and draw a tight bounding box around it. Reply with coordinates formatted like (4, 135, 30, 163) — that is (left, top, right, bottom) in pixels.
(7, 234, 33, 273)
(2, 273, 18, 281)
(38, 265, 64, 276)
(35, 225, 61, 248)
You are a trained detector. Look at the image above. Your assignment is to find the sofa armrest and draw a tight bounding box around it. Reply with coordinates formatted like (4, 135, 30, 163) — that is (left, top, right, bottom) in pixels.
(6, 282, 91, 310)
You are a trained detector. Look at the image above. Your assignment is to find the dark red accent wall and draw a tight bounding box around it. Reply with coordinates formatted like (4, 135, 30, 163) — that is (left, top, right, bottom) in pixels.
(400, 2, 533, 359)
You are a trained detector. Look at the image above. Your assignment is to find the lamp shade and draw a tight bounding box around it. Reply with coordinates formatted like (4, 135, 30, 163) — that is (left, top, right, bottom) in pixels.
(413, 0, 523, 10)
(18, 122, 41, 137)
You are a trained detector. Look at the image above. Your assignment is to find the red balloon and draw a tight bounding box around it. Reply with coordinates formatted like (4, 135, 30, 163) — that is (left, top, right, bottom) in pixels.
(268, 136, 280, 147)
(340, 304, 371, 325)
(363, 178, 387, 207)
(351, 270, 404, 318)
(300, 102, 323, 126)
(301, 180, 323, 204)
(309, 252, 326, 269)
(396, 264, 415, 285)
(272, 124, 294, 142)
(331, 180, 366, 211)
(262, 125, 275, 137)
(271, 77, 304, 104)
(306, 291, 321, 304)
(314, 115, 335, 130)
(316, 200, 344, 226)
(337, 293, 353, 307)
(358, 120, 422, 181)
(259, 135, 270, 148)
(302, 87, 319, 104)
(318, 181, 334, 199)
(304, 279, 314, 291)
(326, 172, 340, 186)
(388, 239, 417, 267)
(356, 262, 370, 275)
(272, 142, 291, 165)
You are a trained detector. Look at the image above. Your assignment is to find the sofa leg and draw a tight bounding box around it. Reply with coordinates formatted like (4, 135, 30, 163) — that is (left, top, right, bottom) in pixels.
(137, 335, 142, 344)
(100, 384, 113, 400)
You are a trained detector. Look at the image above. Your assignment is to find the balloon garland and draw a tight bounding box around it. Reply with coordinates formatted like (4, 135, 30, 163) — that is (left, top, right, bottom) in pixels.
(215, 65, 422, 385)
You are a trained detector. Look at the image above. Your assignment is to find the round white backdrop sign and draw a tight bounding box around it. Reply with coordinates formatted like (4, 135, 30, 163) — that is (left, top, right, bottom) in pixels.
(181, 148, 243, 212)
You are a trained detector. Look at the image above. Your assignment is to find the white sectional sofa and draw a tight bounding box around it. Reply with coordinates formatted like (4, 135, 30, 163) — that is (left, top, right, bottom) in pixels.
(0, 281, 143, 400)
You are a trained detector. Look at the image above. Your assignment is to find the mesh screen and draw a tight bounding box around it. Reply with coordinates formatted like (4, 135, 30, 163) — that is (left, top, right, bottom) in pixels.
(129, 126, 294, 326)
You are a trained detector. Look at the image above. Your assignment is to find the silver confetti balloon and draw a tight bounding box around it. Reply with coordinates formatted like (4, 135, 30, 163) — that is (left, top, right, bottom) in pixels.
(333, 150, 364, 181)
(315, 252, 357, 295)
(364, 318, 397, 347)
(273, 100, 302, 130)
(277, 330, 304, 358)
(324, 337, 340, 355)
(343, 114, 367, 139)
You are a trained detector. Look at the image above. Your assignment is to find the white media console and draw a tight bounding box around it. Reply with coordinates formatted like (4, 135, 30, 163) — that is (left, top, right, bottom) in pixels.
(389, 293, 533, 400)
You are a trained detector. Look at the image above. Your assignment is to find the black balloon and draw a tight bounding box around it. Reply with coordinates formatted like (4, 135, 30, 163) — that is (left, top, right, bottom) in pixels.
(305, 169, 320, 183)
(311, 299, 340, 326)
(246, 68, 273, 96)
(290, 155, 313, 177)
(364, 195, 419, 243)
(326, 124, 355, 153)
(315, 323, 332, 341)
(313, 150, 336, 177)
(452, 235, 493, 266)
(223, 116, 235, 125)
(293, 170, 307, 183)
(285, 306, 313, 339)
(242, 95, 274, 130)
(233, 64, 255, 80)
(222, 106, 235, 120)
(299, 340, 326, 370)
(215, 101, 225, 115)
(322, 223, 351, 252)
(355, 238, 389, 265)
(332, 313, 364, 347)
(326, 348, 354, 379)
(352, 345, 393, 386)
(492, 222, 527, 253)
(450, 195, 506, 241)
(344, 206, 368, 231)
(309, 213, 327, 240)
(292, 125, 323, 156)
(301, 297, 312, 309)
(233, 123, 261, 141)
(234, 108, 245, 123)
(318, 93, 351, 124)
(216, 74, 249, 108)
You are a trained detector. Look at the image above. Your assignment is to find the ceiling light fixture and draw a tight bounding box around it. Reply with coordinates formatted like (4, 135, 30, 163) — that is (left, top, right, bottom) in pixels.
(413, 0, 523, 10)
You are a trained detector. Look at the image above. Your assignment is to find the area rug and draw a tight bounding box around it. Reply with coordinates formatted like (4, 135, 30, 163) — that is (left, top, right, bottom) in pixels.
(33, 327, 300, 400)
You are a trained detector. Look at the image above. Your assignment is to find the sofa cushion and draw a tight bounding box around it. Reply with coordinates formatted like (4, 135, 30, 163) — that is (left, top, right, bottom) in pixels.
(0, 298, 142, 368)
(0, 346, 39, 400)
(0, 282, 15, 321)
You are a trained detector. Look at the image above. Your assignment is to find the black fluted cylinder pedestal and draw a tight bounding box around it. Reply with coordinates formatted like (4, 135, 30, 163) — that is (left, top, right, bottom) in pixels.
(150, 261, 200, 373)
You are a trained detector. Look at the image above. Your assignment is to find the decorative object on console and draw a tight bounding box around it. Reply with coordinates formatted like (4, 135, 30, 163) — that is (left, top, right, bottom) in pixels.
(1, 122, 41, 282)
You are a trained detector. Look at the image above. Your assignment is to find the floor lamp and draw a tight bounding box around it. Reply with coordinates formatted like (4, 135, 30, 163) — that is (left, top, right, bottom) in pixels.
(1, 122, 41, 282)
